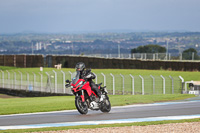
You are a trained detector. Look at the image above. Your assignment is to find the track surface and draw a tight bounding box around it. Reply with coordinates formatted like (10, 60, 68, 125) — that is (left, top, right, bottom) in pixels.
(0, 97, 200, 127)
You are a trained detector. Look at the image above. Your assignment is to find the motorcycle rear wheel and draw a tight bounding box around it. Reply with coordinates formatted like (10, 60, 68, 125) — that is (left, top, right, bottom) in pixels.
(75, 96, 88, 114)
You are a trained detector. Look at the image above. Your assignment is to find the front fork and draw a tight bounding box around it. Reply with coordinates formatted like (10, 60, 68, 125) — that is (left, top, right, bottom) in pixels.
(80, 90, 85, 102)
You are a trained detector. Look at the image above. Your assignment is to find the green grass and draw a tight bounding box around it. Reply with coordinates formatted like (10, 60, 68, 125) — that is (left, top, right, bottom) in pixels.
(0, 94, 195, 115)
(1, 118, 200, 133)
(0, 66, 200, 81)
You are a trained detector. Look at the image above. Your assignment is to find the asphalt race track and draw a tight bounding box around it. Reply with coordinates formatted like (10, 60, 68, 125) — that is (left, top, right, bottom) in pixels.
(0, 96, 200, 130)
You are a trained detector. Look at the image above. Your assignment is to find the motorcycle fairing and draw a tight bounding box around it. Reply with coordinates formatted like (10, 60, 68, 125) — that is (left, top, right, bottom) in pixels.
(82, 82, 92, 96)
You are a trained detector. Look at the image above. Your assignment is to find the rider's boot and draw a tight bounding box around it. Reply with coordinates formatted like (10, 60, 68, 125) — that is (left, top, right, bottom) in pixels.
(100, 95, 104, 102)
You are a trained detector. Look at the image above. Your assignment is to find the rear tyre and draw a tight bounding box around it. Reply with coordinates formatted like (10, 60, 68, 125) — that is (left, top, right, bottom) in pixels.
(100, 95, 111, 113)
(75, 96, 88, 114)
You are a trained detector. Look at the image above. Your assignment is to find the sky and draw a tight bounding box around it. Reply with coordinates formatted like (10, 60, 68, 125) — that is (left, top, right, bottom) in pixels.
(0, 0, 200, 33)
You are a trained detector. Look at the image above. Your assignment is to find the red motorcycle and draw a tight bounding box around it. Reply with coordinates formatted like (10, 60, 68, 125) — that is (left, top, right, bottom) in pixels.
(66, 71, 111, 114)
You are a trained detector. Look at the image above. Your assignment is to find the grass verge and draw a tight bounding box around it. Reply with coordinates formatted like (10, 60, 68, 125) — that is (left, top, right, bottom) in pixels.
(0, 94, 196, 115)
(1, 118, 200, 133)
(0, 66, 200, 81)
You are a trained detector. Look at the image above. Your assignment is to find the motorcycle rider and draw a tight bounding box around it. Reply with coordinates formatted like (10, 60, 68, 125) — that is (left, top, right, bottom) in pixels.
(75, 62, 103, 102)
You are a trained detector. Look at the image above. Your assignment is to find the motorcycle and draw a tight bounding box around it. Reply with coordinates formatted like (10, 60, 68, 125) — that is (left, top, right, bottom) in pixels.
(66, 71, 111, 114)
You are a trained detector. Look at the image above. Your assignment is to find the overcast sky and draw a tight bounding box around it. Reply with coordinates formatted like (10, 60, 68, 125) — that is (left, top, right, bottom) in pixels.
(0, 0, 200, 33)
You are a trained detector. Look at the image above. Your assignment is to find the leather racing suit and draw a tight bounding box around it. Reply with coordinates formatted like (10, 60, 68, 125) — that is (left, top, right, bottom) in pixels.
(79, 69, 101, 98)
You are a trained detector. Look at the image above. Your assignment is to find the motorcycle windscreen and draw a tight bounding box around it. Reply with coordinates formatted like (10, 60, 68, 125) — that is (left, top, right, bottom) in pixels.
(72, 71, 80, 84)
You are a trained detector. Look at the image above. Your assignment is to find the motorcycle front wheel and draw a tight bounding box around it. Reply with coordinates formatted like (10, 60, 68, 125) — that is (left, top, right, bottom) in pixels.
(75, 96, 88, 114)
(100, 95, 111, 113)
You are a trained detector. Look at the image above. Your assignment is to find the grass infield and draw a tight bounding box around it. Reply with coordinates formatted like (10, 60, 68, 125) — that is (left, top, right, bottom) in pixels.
(0, 66, 200, 82)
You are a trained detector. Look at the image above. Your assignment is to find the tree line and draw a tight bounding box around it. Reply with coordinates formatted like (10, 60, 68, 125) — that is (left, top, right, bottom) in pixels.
(131, 44, 199, 60)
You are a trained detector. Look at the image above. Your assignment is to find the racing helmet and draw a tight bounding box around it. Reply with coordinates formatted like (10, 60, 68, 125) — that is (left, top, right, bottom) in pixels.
(75, 62, 85, 71)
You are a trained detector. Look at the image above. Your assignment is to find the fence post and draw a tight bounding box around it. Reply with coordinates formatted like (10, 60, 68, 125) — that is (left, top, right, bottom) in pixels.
(93, 72, 98, 84)
(1, 70, 4, 88)
(179, 76, 185, 92)
(101, 73, 106, 86)
(26, 72, 29, 91)
(18, 71, 22, 90)
(52, 70, 57, 93)
(120, 74, 125, 95)
(6, 70, 10, 88)
(130, 74, 134, 95)
(150, 75, 155, 94)
(68, 71, 72, 80)
(61, 70, 66, 93)
(39, 72, 43, 92)
(139, 75, 144, 95)
(110, 73, 115, 95)
(32, 72, 36, 91)
(160, 75, 165, 94)
(45, 72, 52, 92)
(11, 71, 14, 89)
(169, 75, 174, 94)
(14, 71, 16, 89)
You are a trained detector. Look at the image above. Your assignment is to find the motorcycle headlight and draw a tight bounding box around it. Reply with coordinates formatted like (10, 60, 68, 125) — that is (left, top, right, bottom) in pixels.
(78, 81, 83, 85)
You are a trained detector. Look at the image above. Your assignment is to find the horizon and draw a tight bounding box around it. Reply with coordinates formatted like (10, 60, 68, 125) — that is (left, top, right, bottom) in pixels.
(1, 30, 200, 35)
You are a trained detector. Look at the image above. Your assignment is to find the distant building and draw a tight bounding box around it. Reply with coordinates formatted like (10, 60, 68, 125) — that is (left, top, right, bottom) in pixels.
(36, 42, 42, 50)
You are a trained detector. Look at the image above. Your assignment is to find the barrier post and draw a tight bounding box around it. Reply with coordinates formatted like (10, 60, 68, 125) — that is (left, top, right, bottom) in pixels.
(110, 73, 115, 95)
(139, 75, 144, 95)
(61, 70, 66, 93)
(101, 73, 106, 86)
(6, 70, 10, 88)
(18, 71, 22, 90)
(14, 71, 16, 89)
(1, 70, 4, 88)
(26, 72, 29, 91)
(52, 70, 57, 93)
(179, 76, 185, 92)
(150, 75, 155, 94)
(68, 71, 72, 80)
(32, 72, 36, 91)
(93, 72, 98, 84)
(169, 75, 174, 94)
(120, 74, 125, 95)
(130, 74, 134, 95)
(39, 72, 43, 92)
(160, 75, 165, 94)
(45, 72, 51, 92)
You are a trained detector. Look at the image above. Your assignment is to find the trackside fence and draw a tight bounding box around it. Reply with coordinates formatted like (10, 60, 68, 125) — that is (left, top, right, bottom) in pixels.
(0, 70, 183, 95)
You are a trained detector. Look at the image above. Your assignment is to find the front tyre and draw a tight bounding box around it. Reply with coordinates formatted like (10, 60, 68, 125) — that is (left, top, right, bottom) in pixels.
(75, 96, 88, 114)
(100, 95, 111, 113)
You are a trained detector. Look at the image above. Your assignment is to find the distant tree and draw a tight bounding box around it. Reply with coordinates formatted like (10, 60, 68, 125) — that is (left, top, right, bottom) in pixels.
(182, 48, 199, 60)
(131, 44, 166, 53)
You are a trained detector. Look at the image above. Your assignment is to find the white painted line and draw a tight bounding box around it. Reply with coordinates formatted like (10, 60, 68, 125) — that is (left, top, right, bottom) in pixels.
(1, 114, 200, 130)
(112, 100, 200, 109)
